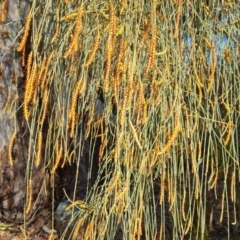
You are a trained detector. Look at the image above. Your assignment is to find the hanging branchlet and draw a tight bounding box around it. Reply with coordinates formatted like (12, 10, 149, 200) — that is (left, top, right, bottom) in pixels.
(60, 12, 78, 21)
(173, 0, 182, 39)
(159, 170, 166, 204)
(184, 216, 192, 235)
(41, 51, 54, 90)
(99, 138, 107, 166)
(68, 54, 75, 74)
(181, 187, 186, 221)
(51, 8, 60, 44)
(85, 33, 100, 67)
(17, 10, 32, 52)
(51, 23, 60, 44)
(23, 52, 33, 120)
(109, 2, 115, 54)
(207, 65, 216, 92)
(28, 64, 38, 105)
(120, 82, 131, 126)
(211, 42, 217, 69)
(230, 170, 236, 203)
(68, 79, 84, 120)
(84, 221, 94, 240)
(72, 7, 84, 52)
(207, 42, 217, 91)
(39, 87, 49, 126)
(72, 218, 84, 239)
(103, 38, 112, 94)
(51, 141, 63, 174)
(64, 7, 84, 58)
(158, 124, 181, 156)
(129, 119, 142, 150)
(35, 128, 43, 167)
(26, 51, 33, 84)
(224, 48, 230, 63)
(224, 121, 233, 146)
(1, 0, 8, 23)
(114, 131, 123, 162)
(2, 89, 12, 114)
(68, 79, 85, 137)
(8, 131, 17, 167)
(25, 180, 33, 215)
(145, 26, 157, 75)
(210, 170, 218, 189)
(192, 60, 204, 88)
(103, 3, 116, 94)
(37, 58, 47, 86)
(113, 39, 126, 104)
(21, 45, 26, 67)
(142, 101, 148, 124)
(140, 14, 151, 45)
(111, 15, 117, 56)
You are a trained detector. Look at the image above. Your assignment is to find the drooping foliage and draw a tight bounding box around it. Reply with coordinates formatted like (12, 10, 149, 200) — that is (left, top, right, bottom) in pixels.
(2, 0, 240, 239)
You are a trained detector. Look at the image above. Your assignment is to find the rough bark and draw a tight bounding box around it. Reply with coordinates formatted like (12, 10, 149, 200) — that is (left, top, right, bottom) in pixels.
(0, 1, 50, 223)
(0, 0, 103, 228)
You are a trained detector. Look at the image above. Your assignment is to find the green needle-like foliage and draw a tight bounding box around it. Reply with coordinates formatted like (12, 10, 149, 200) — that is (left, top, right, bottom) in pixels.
(3, 0, 240, 239)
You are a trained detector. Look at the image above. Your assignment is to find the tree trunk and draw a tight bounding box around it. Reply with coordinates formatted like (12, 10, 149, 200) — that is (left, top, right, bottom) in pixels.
(0, 0, 50, 224)
(0, 4, 102, 239)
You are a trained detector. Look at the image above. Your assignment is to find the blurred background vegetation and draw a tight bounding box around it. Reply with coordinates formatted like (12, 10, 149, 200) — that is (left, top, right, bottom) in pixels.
(1, 0, 240, 239)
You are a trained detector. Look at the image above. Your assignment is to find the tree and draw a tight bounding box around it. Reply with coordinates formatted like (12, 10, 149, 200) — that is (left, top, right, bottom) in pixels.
(1, 1, 240, 240)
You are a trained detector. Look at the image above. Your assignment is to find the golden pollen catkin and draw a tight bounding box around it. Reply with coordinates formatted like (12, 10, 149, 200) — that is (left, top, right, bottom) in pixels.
(51, 24, 60, 43)
(25, 180, 33, 214)
(224, 121, 233, 146)
(41, 51, 54, 89)
(35, 129, 43, 167)
(145, 26, 157, 75)
(85, 33, 100, 67)
(8, 132, 17, 167)
(64, 7, 83, 58)
(17, 11, 32, 52)
(51, 142, 63, 174)
(173, 0, 182, 39)
(1, 0, 7, 23)
(158, 125, 181, 155)
(103, 38, 112, 94)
